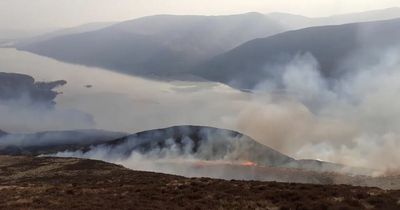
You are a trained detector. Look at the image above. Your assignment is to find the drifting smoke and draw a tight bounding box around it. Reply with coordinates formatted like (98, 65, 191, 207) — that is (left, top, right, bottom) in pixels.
(54, 126, 355, 182)
(2, 22, 400, 176)
(234, 45, 400, 173)
(53, 127, 290, 168)
(53, 128, 269, 179)
(51, 126, 376, 187)
(6, 45, 400, 175)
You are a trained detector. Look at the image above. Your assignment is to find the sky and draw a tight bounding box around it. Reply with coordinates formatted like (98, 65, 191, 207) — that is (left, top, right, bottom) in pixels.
(1, 0, 400, 30)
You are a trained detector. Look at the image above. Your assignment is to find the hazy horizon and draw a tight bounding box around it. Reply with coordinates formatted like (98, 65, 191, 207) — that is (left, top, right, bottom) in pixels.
(1, 0, 400, 31)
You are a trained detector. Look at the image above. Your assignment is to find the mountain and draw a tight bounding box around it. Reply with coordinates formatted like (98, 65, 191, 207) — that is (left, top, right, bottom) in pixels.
(15, 22, 114, 48)
(195, 18, 400, 89)
(315, 7, 400, 25)
(15, 8, 400, 81)
(17, 13, 284, 77)
(267, 7, 400, 30)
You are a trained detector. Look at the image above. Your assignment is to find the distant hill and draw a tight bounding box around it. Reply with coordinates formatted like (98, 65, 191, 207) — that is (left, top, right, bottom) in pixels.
(15, 8, 400, 81)
(194, 18, 400, 89)
(15, 22, 114, 48)
(17, 13, 284, 77)
(267, 7, 400, 30)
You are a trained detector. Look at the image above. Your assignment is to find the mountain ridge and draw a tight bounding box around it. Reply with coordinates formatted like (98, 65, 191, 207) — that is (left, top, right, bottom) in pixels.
(15, 8, 400, 83)
(194, 17, 400, 89)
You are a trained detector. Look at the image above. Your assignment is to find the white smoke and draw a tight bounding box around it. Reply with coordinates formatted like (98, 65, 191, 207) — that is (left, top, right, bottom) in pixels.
(52, 130, 276, 179)
(2, 41, 400, 173)
(234, 45, 400, 172)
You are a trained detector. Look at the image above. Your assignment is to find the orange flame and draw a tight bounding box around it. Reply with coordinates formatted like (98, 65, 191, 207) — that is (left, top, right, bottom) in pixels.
(240, 161, 257, 167)
(191, 160, 258, 168)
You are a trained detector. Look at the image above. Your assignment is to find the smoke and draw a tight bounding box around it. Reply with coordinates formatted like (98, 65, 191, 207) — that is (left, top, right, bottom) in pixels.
(53, 127, 287, 163)
(3, 45, 400, 174)
(53, 129, 255, 177)
(233, 45, 400, 172)
(2, 33, 400, 174)
(52, 127, 304, 181)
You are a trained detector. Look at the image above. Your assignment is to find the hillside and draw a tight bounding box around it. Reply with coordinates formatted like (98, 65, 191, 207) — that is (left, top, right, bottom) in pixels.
(17, 13, 284, 77)
(98, 125, 295, 167)
(195, 18, 400, 89)
(6, 125, 395, 188)
(267, 7, 400, 30)
(16, 8, 400, 82)
(15, 22, 114, 48)
(1, 156, 400, 210)
(0, 125, 352, 174)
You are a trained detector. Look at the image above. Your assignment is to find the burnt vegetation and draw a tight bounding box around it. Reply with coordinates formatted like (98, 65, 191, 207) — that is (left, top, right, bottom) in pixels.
(0, 156, 399, 210)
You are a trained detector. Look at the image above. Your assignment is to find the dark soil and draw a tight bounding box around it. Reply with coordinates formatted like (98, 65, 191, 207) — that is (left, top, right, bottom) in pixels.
(0, 156, 399, 210)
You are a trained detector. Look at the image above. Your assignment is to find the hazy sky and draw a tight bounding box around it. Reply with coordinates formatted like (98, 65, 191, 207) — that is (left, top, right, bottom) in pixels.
(1, 0, 400, 30)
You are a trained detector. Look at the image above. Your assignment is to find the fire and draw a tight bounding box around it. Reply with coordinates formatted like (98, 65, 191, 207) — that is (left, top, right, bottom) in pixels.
(194, 161, 207, 168)
(240, 161, 257, 167)
(177, 160, 258, 168)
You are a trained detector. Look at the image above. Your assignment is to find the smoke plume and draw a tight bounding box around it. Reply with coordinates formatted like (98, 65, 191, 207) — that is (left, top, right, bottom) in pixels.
(234, 45, 400, 173)
(2, 27, 400, 175)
